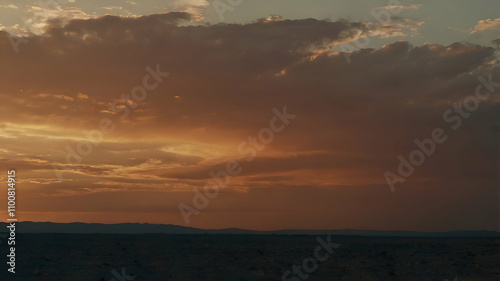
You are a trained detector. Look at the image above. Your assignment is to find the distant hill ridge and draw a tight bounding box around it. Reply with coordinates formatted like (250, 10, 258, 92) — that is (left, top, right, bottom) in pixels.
(0, 222, 499, 237)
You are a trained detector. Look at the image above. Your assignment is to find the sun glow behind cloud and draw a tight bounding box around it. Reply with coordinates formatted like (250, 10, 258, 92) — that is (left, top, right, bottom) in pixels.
(0, 0, 498, 231)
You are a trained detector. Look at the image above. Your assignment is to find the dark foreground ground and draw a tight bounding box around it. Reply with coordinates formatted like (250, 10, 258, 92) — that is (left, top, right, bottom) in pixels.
(0, 234, 498, 281)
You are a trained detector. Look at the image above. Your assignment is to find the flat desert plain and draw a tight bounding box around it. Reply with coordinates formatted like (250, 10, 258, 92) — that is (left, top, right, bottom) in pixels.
(0, 234, 499, 281)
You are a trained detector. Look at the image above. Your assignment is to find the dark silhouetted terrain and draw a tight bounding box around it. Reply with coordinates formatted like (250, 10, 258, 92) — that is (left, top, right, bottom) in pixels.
(0, 233, 498, 281)
(1, 222, 499, 237)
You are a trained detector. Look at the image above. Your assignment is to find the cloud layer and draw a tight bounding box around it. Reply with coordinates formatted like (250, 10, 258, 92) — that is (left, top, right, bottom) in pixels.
(0, 13, 499, 230)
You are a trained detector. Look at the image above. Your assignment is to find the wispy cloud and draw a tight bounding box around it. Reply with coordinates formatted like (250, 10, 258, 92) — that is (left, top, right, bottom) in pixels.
(471, 17, 500, 33)
(374, 4, 421, 11)
(0, 4, 19, 9)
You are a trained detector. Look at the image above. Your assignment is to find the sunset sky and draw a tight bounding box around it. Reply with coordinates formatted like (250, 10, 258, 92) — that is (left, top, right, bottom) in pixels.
(0, 0, 499, 231)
